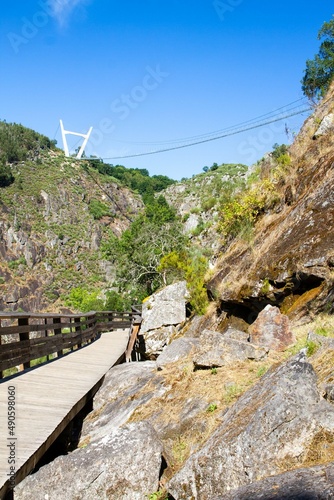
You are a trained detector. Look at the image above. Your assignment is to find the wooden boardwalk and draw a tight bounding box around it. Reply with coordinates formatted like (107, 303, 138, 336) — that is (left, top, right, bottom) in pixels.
(0, 329, 129, 499)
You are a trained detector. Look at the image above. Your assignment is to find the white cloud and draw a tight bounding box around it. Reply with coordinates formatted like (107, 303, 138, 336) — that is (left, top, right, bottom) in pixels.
(49, 0, 89, 26)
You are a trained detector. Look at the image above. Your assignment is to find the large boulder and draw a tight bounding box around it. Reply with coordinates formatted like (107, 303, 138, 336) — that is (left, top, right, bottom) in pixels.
(81, 361, 162, 441)
(223, 326, 250, 342)
(217, 461, 334, 499)
(167, 353, 334, 498)
(193, 329, 267, 368)
(141, 281, 189, 357)
(15, 422, 163, 500)
(141, 281, 188, 333)
(249, 304, 294, 351)
(156, 337, 199, 369)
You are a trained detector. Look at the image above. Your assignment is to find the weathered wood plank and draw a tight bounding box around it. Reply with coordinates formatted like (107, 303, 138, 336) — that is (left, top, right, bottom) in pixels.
(0, 330, 129, 499)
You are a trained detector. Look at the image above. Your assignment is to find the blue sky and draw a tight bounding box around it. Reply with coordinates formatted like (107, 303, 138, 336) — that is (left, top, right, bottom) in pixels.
(1, 1, 333, 179)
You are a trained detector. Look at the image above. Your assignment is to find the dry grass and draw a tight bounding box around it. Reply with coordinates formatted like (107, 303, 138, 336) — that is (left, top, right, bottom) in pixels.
(304, 429, 334, 467)
(291, 313, 334, 341)
(310, 349, 334, 388)
(128, 352, 287, 479)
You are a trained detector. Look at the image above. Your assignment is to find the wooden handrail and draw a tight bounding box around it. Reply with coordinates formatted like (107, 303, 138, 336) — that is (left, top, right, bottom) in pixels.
(0, 310, 140, 379)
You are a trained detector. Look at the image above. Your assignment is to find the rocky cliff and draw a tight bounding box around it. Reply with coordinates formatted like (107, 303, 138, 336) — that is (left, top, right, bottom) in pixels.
(0, 152, 143, 311)
(206, 82, 334, 325)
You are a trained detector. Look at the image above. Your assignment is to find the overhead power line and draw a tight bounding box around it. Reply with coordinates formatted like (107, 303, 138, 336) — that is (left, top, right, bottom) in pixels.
(111, 97, 309, 146)
(87, 106, 311, 162)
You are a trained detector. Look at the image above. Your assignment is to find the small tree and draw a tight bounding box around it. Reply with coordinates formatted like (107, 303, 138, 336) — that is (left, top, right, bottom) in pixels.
(302, 17, 334, 100)
(0, 160, 14, 187)
(158, 250, 209, 315)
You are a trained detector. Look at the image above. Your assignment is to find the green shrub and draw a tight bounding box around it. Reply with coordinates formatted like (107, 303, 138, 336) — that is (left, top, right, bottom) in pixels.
(105, 290, 131, 311)
(306, 340, 318, 356)
(191, 219, 206, 237)
(201, 197, 216, 211)
(223, 383, 243, 403)
(272, 143, 289, 160)
(256, 365, 268, 378)
(260, 278, 271, 295)
(0, 162, 14, 187)
(8, 257, 27, 270)
(88, 199, 110, 220)
(158, 250, 209, 315)
(206, 403, 218, 412)
(218, 180, 277, 240)
(276, 153, 291, 167)
(64, 287, 104, 312)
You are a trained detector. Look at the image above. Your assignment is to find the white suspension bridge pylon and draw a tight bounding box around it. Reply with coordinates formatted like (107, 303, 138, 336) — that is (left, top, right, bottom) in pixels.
(59, 120, 93, 159)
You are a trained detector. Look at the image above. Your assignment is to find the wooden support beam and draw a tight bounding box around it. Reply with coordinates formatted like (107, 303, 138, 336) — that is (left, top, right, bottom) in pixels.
(125, 323, 141, 362)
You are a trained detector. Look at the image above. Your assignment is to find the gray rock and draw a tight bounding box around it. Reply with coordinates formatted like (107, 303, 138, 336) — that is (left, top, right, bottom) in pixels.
(249, 304, 294, 351)
(144, 325, 178, 358)
(304, 256, 327, 268)
(216, 461, 334, 499)
(314, 113, 334, 138)
(16, 422, 163, 500)
(81, 362, 162, 442)
(308, 330, 334, 349)
(193, 329, 267, 368)
(141, 281, 188, 333)
(167, 355, 334, 498)
(223, 326, 250, 342)
(156, 337, 199, 368)
(23, 241, 38, 268)
(184, 213, 200, 233)
(4, 285, 20, 304)
(148, 397, 208, 461)
(182, 315, 205, 338)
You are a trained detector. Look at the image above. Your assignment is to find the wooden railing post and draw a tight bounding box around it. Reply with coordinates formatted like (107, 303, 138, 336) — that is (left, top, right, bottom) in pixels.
(53, 317, 62, 358)
(75, 317, 82, 349)
(45, 318, 52, 361)
(19, 317, 30, 371)
(0, 320, 2, 380)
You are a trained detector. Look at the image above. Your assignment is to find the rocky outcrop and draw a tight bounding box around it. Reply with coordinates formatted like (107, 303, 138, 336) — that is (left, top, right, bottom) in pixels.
(193, 329, 267, 368)
(156, 337, 199, 369)
(167, 354, 334, 498)
(249, 304, 294, 351)
(217, 461, 334, 499)
(81, 362, 162, 441)
(141, 281, 189, 357)
(15, 422, 163, 500)
(163, 164, 248, 250)
(314, 112, 334, 138)
(207, 84, 334, 322)
(0, 156, 143, 312)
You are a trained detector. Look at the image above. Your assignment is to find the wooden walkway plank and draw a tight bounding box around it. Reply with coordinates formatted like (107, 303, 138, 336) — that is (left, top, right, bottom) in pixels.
(0, 330, 129, 499)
